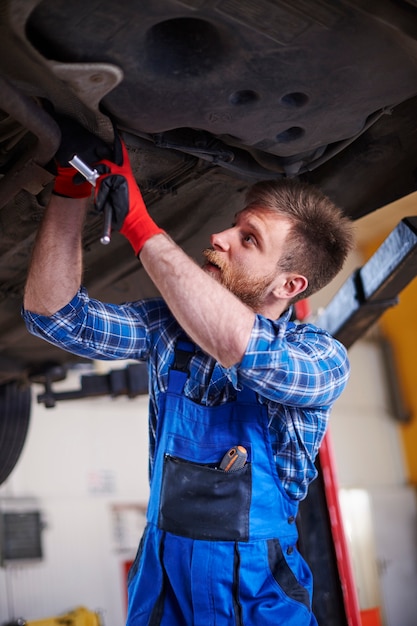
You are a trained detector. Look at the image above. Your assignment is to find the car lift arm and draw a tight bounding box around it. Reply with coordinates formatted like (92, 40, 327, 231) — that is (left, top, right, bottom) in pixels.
(315, 216, 417, 348)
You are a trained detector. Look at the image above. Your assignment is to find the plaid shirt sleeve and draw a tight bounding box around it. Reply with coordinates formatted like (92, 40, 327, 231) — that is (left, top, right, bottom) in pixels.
(22, 286, 158, 361)
(229, 312, 350, 408)
(227, 313, 350, 500)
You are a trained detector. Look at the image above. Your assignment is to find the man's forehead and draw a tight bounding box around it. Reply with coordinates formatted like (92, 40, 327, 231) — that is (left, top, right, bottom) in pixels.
(236, 205, 268, 218)
(235, 206, 288, 225)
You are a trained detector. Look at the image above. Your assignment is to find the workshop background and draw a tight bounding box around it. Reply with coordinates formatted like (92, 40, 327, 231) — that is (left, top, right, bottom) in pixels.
(1, 194, 417, 626)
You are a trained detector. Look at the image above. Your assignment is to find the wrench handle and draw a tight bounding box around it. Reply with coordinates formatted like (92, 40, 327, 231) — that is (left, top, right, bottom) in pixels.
(100, 204, 113, 245)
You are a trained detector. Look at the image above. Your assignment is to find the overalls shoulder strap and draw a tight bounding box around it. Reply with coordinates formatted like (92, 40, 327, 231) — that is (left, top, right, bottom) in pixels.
(168, 335, 195, 394)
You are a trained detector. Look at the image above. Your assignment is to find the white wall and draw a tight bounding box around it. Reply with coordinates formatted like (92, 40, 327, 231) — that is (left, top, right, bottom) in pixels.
(330, 339, 417, 625)
(0, 370, 150, 625)
(331, 340, 407, 489)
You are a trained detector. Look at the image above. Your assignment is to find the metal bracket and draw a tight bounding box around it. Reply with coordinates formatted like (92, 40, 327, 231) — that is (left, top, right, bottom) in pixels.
(35, 362, 148, 408)
(316, 216, 417, 348)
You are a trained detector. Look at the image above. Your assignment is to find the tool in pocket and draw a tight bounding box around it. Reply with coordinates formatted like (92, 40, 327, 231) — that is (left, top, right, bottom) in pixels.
(219, 445, 247, 471)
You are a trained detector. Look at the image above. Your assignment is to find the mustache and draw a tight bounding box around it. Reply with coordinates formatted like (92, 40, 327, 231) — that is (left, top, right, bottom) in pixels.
(202, 247, 274, 309)
(202, 248, 225, 270)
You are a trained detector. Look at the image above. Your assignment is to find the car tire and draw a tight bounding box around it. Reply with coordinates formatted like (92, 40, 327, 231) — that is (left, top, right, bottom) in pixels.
(0, 382, 31, 485)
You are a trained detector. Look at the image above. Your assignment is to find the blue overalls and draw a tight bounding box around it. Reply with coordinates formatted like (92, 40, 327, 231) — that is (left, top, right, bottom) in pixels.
(126, 340, 318, 625)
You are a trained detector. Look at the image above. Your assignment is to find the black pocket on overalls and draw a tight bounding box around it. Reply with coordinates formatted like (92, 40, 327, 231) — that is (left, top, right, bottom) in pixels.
(267, 538, 311, 610)
(159, 454, 252, 541)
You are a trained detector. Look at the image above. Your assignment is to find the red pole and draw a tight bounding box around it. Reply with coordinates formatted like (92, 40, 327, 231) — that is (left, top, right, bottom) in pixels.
(319, 431, 362, 626)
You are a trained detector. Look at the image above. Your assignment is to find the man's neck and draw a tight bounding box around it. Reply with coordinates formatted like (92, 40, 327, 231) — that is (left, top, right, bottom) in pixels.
(254, 300, 290, 320)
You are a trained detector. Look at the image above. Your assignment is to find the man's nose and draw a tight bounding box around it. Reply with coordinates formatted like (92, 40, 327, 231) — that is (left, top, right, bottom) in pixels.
(210, 229, 232, 251)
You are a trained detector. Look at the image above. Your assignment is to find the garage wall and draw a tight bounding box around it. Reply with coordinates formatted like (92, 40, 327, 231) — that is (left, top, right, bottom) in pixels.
(331, 340, 406, 489)
(0, 374, 150, 625)
(377, 279, 417, 483)
(331, 339, 417, 626)
(361, 212, 417, 485)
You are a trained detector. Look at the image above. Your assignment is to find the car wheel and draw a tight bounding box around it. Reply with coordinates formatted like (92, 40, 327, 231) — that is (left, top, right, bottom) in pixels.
(0, 381, 31, 485)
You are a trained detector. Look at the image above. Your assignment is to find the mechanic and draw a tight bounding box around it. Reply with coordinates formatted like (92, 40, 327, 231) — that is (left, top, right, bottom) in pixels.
(23, 121, 353, 626)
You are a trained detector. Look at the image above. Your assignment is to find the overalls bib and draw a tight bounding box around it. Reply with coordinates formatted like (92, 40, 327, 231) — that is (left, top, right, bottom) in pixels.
(127, 340, 318, 625)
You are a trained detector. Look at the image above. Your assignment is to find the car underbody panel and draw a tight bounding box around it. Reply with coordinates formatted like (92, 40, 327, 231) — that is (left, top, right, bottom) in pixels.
(1, 0, 417, 385)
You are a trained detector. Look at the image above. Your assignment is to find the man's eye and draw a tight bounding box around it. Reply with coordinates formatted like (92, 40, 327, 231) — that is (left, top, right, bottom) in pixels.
(243, 234, 256, 245)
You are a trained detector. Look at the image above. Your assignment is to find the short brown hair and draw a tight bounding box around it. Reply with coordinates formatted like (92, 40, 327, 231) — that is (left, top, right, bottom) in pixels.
(244, 179, 354, 302)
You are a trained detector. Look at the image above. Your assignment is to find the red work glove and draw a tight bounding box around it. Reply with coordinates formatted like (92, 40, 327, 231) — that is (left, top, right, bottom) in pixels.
(53, 165, 92, 198)
(51, 115, 112, 198)
(94, 136, 164, 255)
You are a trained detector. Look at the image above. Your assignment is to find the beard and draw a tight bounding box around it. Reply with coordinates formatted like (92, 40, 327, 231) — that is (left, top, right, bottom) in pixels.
(203, 248, 275, 310)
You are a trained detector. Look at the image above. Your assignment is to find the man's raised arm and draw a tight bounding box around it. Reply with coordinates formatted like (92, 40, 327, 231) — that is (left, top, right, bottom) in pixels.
(24, 119, 255, 366)
(94, 136, 255, 367)
(24, 116, 114, 316)
(24, 196, 88, 316)
(140, 233, 255, 367)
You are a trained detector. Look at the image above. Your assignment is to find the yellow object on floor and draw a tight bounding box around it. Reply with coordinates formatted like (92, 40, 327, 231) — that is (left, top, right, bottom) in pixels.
(25, 606, 101, 626)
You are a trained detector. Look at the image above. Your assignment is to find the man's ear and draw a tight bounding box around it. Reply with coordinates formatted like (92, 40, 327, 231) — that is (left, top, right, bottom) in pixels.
(273, 274, 308, 300)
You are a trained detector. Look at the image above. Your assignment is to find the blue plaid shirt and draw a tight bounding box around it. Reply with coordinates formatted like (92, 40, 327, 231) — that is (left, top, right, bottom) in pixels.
(23, 287, 350, 500)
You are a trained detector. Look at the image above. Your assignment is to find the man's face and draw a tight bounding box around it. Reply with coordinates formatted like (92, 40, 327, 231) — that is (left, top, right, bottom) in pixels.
(202, 208, 293, 310)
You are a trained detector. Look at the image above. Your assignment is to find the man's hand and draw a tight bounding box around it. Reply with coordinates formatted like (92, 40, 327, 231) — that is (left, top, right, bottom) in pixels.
(52, 115, 112, 198)
(94, 136, 164, 255)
